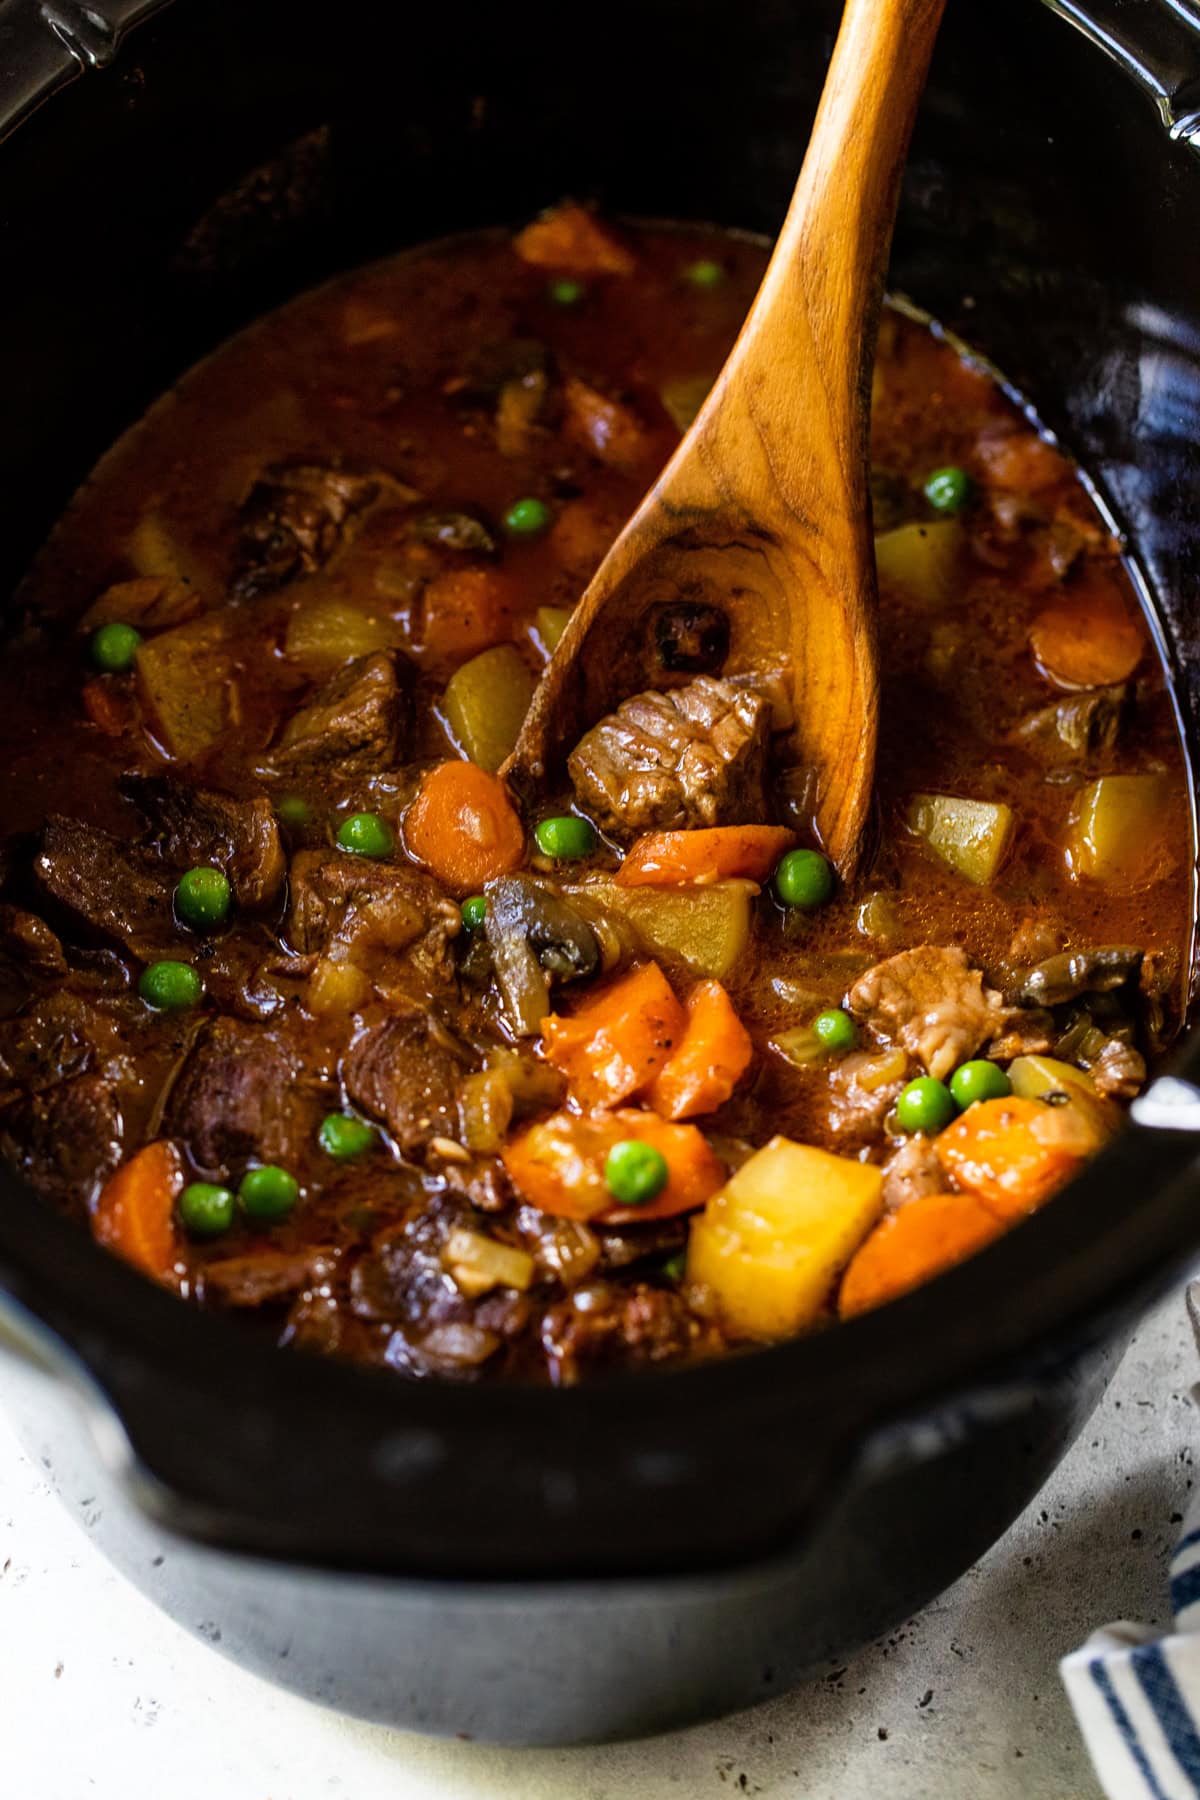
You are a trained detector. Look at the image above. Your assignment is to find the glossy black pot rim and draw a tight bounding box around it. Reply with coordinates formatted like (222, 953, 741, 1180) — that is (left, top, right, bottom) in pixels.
(2, 0, 1200, 1585)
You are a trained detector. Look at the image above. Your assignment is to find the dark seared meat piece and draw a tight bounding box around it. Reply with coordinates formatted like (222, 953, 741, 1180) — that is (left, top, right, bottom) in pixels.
(881, 1137, 949, 1213)
(121, 775, 285, 911)
(0, 1072, 123, 1214)
(1089, 1037, 1147, 1099)
(824, 1048, 910, 1150)
(200, 1248, 336, 1308)
(568, 676, 771, 839)
(235, 461, 390, 595)
(266, 651, 407, 777)
(849, 946, 1009, 1082)
(285, 850, 459, 984)
(349, 1191, 473, 1327)
(342, 1009, 466, 1156)
(0, 906, 66, 978)
(34, 816, 173, 956)
(540, 1280, 716, 1384)
(0, 990, 132, 1097)
(164, 1016, 300, 1180)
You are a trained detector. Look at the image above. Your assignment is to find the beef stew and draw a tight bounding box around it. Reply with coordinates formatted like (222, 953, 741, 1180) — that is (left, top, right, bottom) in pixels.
(2, 208, 1192, 1382)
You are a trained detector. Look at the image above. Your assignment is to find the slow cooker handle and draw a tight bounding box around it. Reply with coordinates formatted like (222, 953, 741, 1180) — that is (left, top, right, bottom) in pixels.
(1045, 0, 1200, 148)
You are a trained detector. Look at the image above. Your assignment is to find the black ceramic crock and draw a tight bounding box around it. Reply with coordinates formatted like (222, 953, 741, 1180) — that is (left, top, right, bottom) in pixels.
(3, 0, 1200, 1746)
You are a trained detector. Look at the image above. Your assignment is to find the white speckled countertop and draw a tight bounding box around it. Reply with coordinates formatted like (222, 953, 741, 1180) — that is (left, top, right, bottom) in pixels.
(3, 1287, 1197, 1800)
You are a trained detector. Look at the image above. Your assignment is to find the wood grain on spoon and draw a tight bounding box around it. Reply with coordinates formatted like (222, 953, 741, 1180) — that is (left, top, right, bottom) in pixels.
(504, 0, 948, 874)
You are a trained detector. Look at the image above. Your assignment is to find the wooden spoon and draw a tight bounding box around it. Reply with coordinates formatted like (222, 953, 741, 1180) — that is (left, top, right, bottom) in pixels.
(504, 0, 948, 874)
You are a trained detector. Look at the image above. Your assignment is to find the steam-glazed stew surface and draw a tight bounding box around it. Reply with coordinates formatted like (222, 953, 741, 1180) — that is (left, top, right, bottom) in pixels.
(3, 210, 1192, 1381)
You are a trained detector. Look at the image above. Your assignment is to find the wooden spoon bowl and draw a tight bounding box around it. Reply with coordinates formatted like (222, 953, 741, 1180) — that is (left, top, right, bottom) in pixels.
(505, 0, 948, 874)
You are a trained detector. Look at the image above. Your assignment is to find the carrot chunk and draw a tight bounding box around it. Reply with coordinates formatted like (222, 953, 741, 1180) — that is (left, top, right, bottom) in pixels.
(403, 761, 525, 895)
(92, 1140, 182, 1284)
(935, 1095, 1093, 1221)
(839, 1188, 1005, 1317)
(501, 1107, 725, 1223)
(649, 980, 753, 1120)
(414, 566, 516, 667)
(617, 825, 796, 888)
(541, 962, 686, 1109)
(1029, 566, 1143, 690)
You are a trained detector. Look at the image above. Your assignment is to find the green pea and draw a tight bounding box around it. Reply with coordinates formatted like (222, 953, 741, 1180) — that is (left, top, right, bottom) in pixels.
(663, 1250, 687, 1283)
(605, 1139, 669, 1207)
(547, 277, 586, 306)
(461, 894, 487, 930)
(895, 1076, 957, 1137)
(138, 960, 204, 1012)
(811, 1008, 859, 1053)
(535, 815, 596, 860)
(318, 1113, 377, 1160)
(923, 465, 974, 514)
(774, 848, 835, 910)
(179, 1181, 235, 1238)
(174, 866, 232, 932)
(277, 795, 313, 829)
(949, 1059, 1012, 1111)
(684, 258, 725, 290)
(337, 812, 394, 859)
(238, 1164, 299, 1223)
(503, 496, 551, 537)
(90, 621, 142, 673)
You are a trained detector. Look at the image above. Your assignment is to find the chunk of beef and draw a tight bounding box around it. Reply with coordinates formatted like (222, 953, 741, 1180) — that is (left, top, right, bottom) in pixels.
(568, 676, 770, 840)
(1011, 686, 1127, 763)
(0, 990, 130, 1098)
(349, 1190, 474, 1328)
(343, 1009, 467, 1156)
(200, 1248, 336, 1308)
(0, 907, 66, 978)
(824, 1048, 911, 1150)
(121, 775, 285, 911)
(285, 850, 459, 984)
(849, 947, 1008, 1082)
(267, 651, 407, 777)
(164, 1017, 299, 1179)
(34, 816, 173, 955)
(236, 461, 391, 595)
(513, 206, 635, 276)
(1089, 1037, 1147, 1099)
(0, 1072, 123, 1214)
(986, 1009, 1056, 1062)
(540, 1280, 715, 1384)
(881, 1137, 949, 1213)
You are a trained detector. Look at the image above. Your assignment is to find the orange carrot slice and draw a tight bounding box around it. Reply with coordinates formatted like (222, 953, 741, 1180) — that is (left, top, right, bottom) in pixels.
(403, 761, 525, 895)
(502, 1107, 725, 1223)
(617, 825, 795, 888)
(649, 980, 753, 1120)
(92, 1140, 183, 1284)
(541, 962, 685, 1110)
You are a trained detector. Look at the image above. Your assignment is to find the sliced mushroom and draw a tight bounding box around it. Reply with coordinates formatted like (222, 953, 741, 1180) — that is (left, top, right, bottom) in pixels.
(1011, 686, 1127, 762)
(1017, 945, 1143, 1008)
(484, 875, 600, 1036)
(406, 510, 497, 555)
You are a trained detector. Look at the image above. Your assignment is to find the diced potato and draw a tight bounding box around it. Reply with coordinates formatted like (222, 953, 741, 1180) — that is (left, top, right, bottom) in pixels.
(530, 606, 572, 659)
(687, 1137, 884, 1340)
(567, 878, 754, 980)
(1067, 774, 1173, 888)
(285, 597, 401, 673)
(459, 1069, 515, 1154)
(307, 954, 372, 1016)
(907, 793, 1014, 886)
(441, 644, 535, 772)
(135, 615, 235, 761)
(874, 519, 963, 605)
(442, 1228, 534, 1298)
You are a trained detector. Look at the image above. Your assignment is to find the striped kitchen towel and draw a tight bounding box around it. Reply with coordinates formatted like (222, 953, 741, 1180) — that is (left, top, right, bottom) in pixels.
(1061, 1286, 1200, 1798)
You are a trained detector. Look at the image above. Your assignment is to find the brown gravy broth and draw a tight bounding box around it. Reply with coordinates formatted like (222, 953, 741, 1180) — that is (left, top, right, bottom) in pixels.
(1, 213, 1192, 1381)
